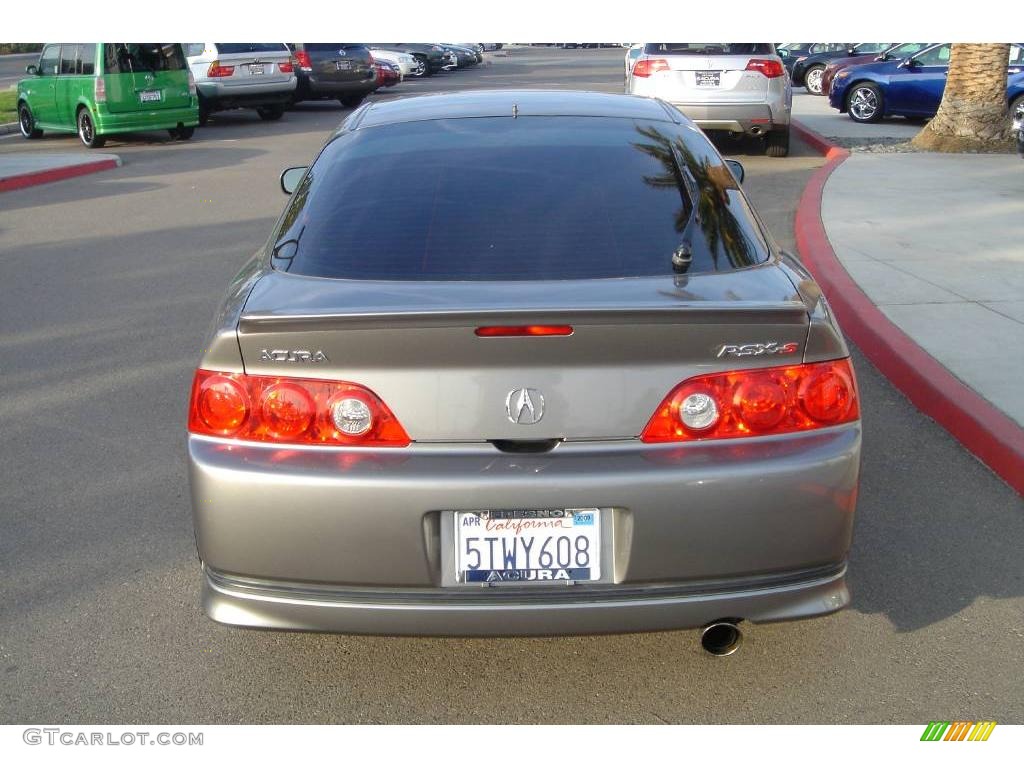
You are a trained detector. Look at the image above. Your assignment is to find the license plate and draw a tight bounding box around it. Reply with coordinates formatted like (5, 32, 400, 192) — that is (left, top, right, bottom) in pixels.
(139, 90, 162, 103)
(695, 70, 721, 87)
(454, 509, 601, 584)
(249, 63, 265, 75)
(336, 60, 352, 71)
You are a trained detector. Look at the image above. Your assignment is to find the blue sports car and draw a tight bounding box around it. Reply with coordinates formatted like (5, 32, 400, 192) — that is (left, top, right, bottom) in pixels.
(829, 43, 1024, 123)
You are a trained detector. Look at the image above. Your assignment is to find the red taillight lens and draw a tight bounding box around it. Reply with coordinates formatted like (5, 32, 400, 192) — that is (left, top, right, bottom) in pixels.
(188, 370, 410, 447)
(278, 59, 294, 74)
(206, 61, 235, 78)
(640, 359, 859, 443)
(745, 58, 785, 78)
(294, 51, 312, 71)
(632, 58, 670, 78)
(475, 325, 574, 337)
(94, 76, 106, 103)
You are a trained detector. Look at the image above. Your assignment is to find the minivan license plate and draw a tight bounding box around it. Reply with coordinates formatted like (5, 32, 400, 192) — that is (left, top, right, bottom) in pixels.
(139, 90, 162, 103)
(454, 509, 601, 583)
(696, 70, 721, 87)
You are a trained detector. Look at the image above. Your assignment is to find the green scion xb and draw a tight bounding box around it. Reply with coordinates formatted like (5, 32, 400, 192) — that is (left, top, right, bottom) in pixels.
(18, 43, 199, 148)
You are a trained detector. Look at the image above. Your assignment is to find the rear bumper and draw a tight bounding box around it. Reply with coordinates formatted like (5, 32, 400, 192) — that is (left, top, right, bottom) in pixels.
(298, 71, 376, 96)
(202, 562, 850, 636)
(670, 102, 790, 134)
(189, 425, 860, 635)
(197, 79, 296, 107)
(95, 104, 199, 133)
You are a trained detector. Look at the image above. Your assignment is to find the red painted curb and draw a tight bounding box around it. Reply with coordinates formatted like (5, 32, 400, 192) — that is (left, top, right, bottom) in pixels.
(792, 120, 1024, 496)
(0, 158, 120, 193)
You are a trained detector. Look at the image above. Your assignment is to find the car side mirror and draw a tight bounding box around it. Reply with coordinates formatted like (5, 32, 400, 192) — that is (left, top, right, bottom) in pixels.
(280, 166, 308, 195)
(898, 58, 917, 70)
(25, 64, 38, 75)
(725, 159, 745, 184)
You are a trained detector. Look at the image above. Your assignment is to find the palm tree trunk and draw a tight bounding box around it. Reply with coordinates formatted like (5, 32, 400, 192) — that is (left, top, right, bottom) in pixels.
(911, 44, 1013, 152)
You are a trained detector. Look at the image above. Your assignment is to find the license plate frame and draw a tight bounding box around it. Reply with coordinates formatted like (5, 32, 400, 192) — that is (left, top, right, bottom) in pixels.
(695, 70, 721, 87)
(249, 63, 266, 76)
(450, 508, 602, 585)
(139, 90, 162, 103)
(336, 60, 353, 71)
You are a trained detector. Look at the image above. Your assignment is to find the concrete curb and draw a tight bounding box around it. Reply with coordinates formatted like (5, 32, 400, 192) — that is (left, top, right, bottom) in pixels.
(0, 156, 121, 193)
(791, 119, 1024, 496)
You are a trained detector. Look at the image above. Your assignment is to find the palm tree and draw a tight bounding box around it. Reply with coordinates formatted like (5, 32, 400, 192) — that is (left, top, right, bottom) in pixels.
(912, 43, 1014, 152)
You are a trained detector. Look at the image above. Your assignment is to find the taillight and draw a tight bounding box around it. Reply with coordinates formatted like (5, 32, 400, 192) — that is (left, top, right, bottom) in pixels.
(279, 59, 294, 74)
(475, 325, 574, 337)
(207, 61, 235, 78)
(186, 69, 197, 96)
(367, 51, 375, 65)
(94, 76, 106, 103)
(640, 359, 859, 443)
(294, 51, 312, 71)
(632, 58, 670, 78)
(745, 58, 785, 78)
(188, 370, 410, 447)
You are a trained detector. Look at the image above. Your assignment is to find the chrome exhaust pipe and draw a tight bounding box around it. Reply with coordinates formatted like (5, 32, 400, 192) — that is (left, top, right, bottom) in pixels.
(748, 125, 764, 137)
(700, 621, 743, 656)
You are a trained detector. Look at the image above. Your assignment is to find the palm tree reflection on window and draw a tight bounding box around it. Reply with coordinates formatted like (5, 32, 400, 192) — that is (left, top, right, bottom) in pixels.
(632, 124, 758, 272)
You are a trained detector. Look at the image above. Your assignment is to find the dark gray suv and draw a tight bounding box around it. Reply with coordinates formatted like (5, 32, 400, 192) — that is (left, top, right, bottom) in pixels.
(289, 43, 377, 108)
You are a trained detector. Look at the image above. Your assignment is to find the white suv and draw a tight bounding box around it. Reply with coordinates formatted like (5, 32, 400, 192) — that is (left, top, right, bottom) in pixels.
(627, 43, 792, 157)
(185, 43, 297, 124)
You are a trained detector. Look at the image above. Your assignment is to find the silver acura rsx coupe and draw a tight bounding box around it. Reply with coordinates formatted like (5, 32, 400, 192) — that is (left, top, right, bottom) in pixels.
(187, 90, 860, 654)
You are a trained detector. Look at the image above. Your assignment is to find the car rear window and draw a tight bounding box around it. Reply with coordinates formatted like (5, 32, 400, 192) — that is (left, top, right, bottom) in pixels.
(302, 43, 368, 52)
(644, 44, 775, 56)
(214, 43, 289, 55)
(103, 44, 186, 74)
(273, 116, 769, 281)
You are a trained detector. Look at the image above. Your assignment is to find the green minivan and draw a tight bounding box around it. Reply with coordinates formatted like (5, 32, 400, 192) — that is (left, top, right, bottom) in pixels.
(17, 43, 200, 148)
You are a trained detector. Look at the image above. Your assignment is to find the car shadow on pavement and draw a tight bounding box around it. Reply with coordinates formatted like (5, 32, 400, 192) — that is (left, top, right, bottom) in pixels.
(845, 344, 1024, 632)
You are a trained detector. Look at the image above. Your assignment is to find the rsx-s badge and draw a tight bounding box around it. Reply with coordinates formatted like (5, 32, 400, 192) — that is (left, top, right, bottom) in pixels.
(716, 342, 800, 358)
(260, 349, 329, 363)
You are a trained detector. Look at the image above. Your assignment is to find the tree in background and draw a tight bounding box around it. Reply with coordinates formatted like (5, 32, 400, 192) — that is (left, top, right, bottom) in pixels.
(912, 43, 1014, 152)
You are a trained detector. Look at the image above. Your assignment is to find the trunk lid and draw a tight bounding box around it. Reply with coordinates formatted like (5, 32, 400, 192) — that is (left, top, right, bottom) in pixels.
(236, 268, 810, 442)
(102, 43, 193, 113)
(648, 53, 772, 103)
(301, 43, 374, 84)
(212, 43, 293, 87)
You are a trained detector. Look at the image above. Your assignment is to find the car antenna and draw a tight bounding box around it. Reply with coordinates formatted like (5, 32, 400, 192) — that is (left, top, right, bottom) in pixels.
(512, 103, 518, 119)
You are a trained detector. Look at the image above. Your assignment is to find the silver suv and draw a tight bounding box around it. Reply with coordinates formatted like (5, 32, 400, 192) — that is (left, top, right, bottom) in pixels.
(627, 43, 792, 156)
(186, 43, 297, 124)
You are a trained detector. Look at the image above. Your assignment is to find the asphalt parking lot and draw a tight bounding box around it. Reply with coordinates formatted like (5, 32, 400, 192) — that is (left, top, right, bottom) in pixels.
(1, 46, 1021, 724)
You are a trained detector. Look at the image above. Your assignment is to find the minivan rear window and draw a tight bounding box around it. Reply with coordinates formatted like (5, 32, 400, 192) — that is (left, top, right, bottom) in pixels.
(104, 44, 186, 74)
(214, 43, 289, 55)
(644, 44, 775, 56)
(273, 117, 769, 281)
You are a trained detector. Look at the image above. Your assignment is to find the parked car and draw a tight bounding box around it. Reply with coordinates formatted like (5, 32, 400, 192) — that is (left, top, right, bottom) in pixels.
(830, 43, 1024, 123)
(188, 90, 861, 653)
(374, 60, 401, 88)
(17, 43, 198, 148)
(369, 48, 423, 77)
(821, 43, 932, 100)
(794, 43, 893, 94)
(440, 44, 477, 68)
(627, 43, 792, 156)
(287, 44, 377, 108)
(624, 43, 643, 87)
(185, 43, 295, 124)
(777, 43, 849, 77)
(449, 44, 485, 62)
(373, 44, 447, 75)
(479, 43, 503, 51)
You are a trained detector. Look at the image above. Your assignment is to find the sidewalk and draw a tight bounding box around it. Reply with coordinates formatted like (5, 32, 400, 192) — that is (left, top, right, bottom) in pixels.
(793, 122, 1024, 494)
(0, 151, 121, 192)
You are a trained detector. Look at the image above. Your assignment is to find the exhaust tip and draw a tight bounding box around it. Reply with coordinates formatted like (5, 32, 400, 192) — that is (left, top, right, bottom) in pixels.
(700, 621, 743, 656)
(748, 126, 764, 137)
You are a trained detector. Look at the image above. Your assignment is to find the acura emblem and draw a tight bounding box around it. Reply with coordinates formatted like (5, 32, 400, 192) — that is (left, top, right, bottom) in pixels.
(506, 388, 544, 425)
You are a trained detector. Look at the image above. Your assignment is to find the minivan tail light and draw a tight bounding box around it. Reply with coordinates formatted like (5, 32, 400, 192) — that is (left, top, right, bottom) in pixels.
(745, 58, 785, 78)
(640, 359, 859, 442)
(294, 51, 312, 71)
(188, 370, 410, 447)
(745, 58, 782, 78)
(207, 61, 235, 78)
(94, 76, 106, 103)
(632, 58, 670, 78)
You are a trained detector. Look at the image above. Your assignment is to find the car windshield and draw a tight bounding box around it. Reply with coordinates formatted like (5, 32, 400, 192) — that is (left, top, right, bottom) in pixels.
(103, 44, 186, 73)
(644, 44, 775, 56)
(273, 117, 769, 281)
(214, 43, 288, 55)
